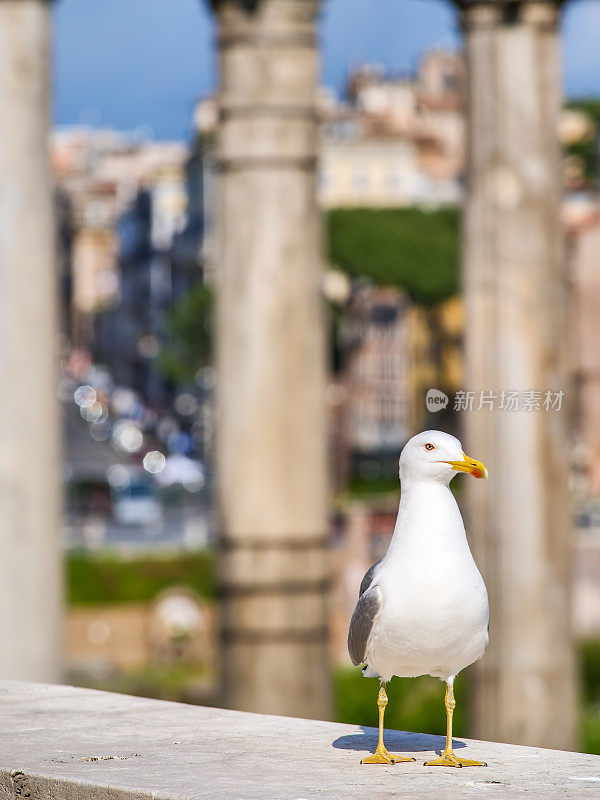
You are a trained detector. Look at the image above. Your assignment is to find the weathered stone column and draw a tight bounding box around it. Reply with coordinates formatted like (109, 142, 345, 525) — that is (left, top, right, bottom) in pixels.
(458, 0, 576, 748)
(210, 0, 330, 718)
(0, 0, 62, 681)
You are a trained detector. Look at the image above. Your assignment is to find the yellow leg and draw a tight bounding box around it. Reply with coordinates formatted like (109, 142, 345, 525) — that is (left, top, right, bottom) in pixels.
(361, 683, 415, 765)
(424, 682, 486, 768)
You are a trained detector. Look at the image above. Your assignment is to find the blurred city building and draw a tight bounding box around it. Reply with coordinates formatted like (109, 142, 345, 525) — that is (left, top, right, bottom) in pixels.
(52, 129, 191, 360)
(319, 52, 465, 207)
(340, 286, 420, 479)
(52, 127, 214, 565)
(197, 49, 466, 211)
(327, 285, 465, 487)
(565, 197, 600, 503)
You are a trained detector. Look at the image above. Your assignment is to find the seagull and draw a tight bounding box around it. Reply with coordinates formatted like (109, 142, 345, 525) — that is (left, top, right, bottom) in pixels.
(348, 430, 489, 768)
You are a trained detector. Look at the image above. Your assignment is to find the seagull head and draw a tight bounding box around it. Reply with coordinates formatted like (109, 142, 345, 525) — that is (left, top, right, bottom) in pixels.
(399, 430, 488, 485)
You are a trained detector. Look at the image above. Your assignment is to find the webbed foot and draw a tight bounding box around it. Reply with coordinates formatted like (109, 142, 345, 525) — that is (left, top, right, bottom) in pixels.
(424, 752, 486, 768)
(361, 747, 415, 765)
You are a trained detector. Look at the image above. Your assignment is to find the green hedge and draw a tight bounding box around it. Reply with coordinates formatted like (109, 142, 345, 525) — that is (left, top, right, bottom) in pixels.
(334, 667, 467, 737)
(66, 552, 216, 605)
(580, 639, 600, 753)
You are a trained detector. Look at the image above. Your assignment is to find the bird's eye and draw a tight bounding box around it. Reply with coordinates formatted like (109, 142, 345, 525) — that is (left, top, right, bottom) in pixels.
(425, 443, 435, 451)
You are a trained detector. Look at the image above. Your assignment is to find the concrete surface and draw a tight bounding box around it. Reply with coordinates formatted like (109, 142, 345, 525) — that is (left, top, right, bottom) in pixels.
(0, 681, 599, 800)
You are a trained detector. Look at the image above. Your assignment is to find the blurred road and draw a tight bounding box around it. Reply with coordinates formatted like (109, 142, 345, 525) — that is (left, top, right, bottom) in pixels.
(63, 402, 213, 553)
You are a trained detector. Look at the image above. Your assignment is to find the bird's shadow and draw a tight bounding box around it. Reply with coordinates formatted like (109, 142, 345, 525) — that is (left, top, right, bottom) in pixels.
(332, 726, 467, 756)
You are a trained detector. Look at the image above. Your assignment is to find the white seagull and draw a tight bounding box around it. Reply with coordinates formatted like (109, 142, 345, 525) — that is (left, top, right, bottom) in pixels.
(348, 430, 489, 767)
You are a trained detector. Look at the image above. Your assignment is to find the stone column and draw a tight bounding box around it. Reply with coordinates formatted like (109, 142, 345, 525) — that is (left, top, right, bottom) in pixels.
(458, 0, 576, 748)
(210, 0, 330, 718)
(0, 0, 62, 681)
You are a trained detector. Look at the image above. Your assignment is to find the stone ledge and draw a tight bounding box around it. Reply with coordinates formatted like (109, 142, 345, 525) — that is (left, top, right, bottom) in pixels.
(0, 681, 599, 799)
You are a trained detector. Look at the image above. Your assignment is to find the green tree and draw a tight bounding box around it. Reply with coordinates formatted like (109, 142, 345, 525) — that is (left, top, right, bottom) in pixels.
(327, 207, 460, 306)
(159, 284, 213, 384)
(565, 99, 600, 184)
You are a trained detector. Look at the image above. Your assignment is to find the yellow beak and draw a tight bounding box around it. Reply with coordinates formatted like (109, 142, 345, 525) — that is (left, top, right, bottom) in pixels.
(444, 452, 488, 480)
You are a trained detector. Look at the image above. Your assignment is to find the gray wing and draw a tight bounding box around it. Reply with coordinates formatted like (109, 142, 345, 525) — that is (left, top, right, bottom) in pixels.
(359, 558, 382, 597)
(347, 585, 382, 666)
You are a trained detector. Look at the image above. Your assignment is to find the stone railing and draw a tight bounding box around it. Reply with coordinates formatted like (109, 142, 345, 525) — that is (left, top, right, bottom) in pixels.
(0, 681, 598, 799)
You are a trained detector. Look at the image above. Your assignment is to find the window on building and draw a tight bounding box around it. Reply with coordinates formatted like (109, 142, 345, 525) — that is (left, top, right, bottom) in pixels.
(442, 72, 457, 92)
(354, 172, 369, 191)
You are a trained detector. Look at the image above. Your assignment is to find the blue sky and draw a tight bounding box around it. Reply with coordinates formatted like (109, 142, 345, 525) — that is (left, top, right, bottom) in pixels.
(53, 0, 600, 141)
